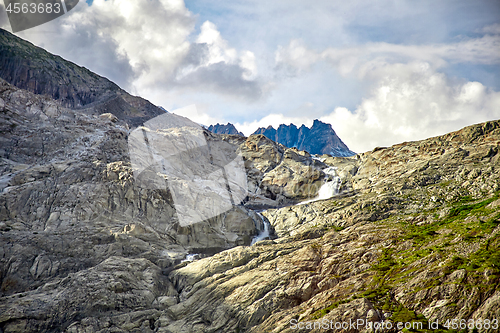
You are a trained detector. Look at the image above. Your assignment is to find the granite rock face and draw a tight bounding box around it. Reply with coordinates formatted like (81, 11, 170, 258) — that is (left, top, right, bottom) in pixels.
(0, 28, 164, 127)
(157, 120, 500, 333)
(0, 78, 260, 299)
(0, 78, 338, 332)
(230, 133, 334, 207)
(144, 120, 499, 333)
(3, 86, 499, 331)
(253, 119, 356, 157)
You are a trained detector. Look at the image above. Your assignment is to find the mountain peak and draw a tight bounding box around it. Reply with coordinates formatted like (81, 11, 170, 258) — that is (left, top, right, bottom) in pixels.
(312, 119, 328, 127)
(252, 121, 355, 157)
(208, 123, 244, 136)
(311, 119, 335, 132)
(0, 28, 164, 127)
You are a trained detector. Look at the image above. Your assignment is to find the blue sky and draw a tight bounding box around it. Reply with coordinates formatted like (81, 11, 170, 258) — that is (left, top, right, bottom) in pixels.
(1, 0, 499, 152)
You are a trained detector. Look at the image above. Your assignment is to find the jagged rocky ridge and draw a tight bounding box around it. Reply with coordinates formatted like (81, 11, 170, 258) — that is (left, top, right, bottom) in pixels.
(253, 119, 356, 157)
(208, 123, 244, 136)
(0, 28, 164, 127)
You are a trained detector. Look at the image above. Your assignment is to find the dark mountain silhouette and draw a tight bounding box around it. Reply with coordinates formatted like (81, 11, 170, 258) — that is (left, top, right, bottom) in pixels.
(0, 28, 164, 127)
(208, 123, 244, 136)
(253, 119, 355, 157)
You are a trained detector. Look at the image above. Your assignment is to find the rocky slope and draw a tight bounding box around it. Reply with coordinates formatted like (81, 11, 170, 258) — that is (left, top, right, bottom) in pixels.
(238, 134, 332, 207)
(2, 76, 499, 331)
(0, 28, 164, 127)
(253, 119, 356, 157)
(132, 120, 497, 333)
(0, 78, 260, 297)
(208, 123, 244, 136)
(158, 120, 500, 333)
(0, 77, 340, 332)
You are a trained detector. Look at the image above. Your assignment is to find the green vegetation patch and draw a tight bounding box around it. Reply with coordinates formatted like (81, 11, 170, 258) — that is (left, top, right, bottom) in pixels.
(309, 298, 353, 320)
(402, 193, 500, 249)
(445, 237, 500, 275)
(448, 196, 497, 218)
(308, 190, 500, 326)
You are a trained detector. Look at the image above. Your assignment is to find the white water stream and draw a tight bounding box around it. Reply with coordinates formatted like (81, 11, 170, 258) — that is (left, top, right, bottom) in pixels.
(301, 167, 341, 204)
(251, 212, 270, 245)
(181, 253, 200, 263)
(251, 166, 341, 245)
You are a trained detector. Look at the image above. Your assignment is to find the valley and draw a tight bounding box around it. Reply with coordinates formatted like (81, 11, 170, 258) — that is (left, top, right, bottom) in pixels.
(0, 28, 499, 333)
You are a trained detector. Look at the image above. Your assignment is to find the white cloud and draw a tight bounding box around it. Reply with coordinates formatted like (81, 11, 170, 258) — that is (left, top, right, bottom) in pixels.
(275, 40, 319, 72)
(319, 61, 500, 153)
(12, 0, 194, 91)
(195, 21, 237, 65)
(13, 0, 261, 100)
(271, 33, 500, 153)
(170, 20, 261, 99)
(238, 57, 500, 154)
(171, 104, 220, 127)
(240, 50, 257, 80)
(236, 113, 313, 137)
(276, 34, 500, 79)
(482, 23, 500, 35)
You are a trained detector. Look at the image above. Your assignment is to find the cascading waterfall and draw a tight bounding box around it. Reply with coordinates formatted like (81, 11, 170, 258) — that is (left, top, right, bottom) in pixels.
(248, 166, 340, 245)
(181, 253, 200, 263)
(302, 166, 341, 204)
(251, 212, 270, 245)
(317, 166, 341, 199)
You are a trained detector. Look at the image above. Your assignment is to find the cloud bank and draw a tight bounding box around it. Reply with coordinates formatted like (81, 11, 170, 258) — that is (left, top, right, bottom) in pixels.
(272, 35, 500, 152)
(1, 0, 499, 153)
(4, 0, 261, 100)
